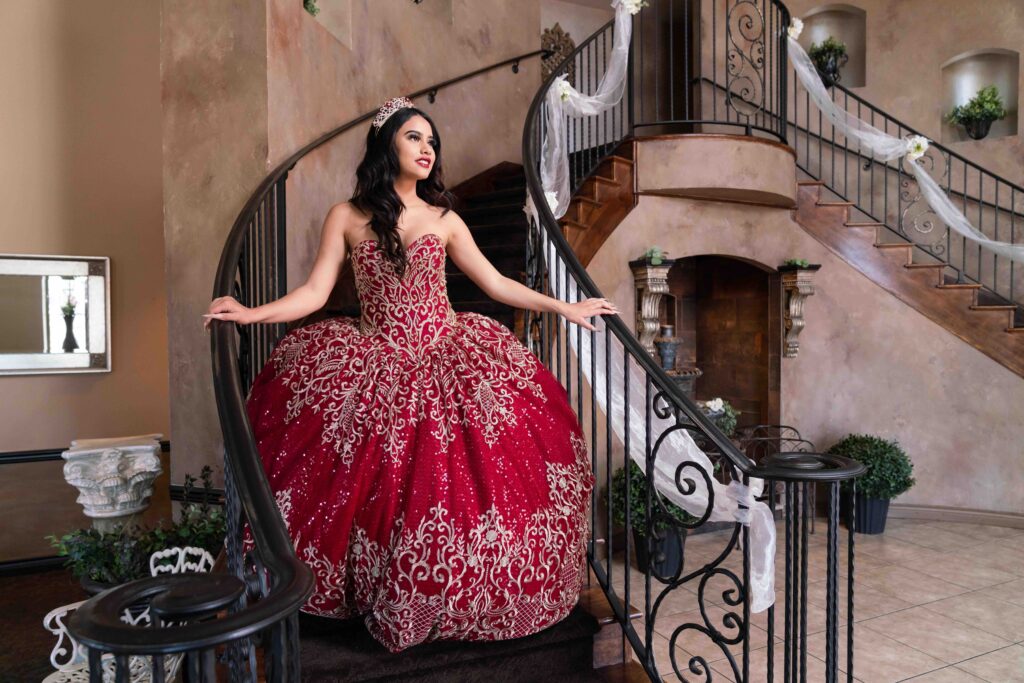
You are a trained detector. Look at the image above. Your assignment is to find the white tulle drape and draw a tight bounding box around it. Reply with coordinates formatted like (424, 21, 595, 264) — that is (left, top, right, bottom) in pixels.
(788, 34, 1024, 264)
(524, 0, 776, 613)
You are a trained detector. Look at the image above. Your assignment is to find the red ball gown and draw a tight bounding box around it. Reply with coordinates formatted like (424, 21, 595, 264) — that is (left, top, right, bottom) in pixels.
(244, 232, 595, 653)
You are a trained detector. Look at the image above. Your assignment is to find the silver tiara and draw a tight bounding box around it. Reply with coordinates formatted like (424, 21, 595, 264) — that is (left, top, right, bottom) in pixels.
(372, 96, 415, 132)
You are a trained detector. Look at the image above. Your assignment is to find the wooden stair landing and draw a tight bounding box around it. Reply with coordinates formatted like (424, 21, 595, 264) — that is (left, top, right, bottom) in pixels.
(794, 182, 1024, 377)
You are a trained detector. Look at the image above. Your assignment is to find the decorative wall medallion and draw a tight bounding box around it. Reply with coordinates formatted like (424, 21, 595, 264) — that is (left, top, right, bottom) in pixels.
(542, 23, 576, 83)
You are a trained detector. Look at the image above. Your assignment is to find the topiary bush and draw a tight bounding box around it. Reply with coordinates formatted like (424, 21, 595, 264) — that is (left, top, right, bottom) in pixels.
(827, 434, 915, 500)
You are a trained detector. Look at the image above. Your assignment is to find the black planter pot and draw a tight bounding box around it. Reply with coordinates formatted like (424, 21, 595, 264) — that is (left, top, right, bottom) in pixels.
(813, 53, 848, 88)
(964, 118, 994, 140)
(632, 525, 687, 576)
(846, 494, 890, 534)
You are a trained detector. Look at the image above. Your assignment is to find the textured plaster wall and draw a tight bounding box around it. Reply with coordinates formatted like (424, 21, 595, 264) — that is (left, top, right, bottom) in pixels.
(266, 0, 542, 289)
(165, 0, 544, 480)
(587, 195, 1024, 514)
(541, 0, 615, 48)
(0, 1, 168, 450)
(785, 0, 1024, 187)
(162, 0, 270, 481)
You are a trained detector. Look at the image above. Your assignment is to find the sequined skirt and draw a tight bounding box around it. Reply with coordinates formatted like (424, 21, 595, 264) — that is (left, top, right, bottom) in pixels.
(242, 312, 595, 652)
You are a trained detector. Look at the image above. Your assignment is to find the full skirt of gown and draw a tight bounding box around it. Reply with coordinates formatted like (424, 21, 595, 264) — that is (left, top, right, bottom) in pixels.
(242, 233, 595, 653)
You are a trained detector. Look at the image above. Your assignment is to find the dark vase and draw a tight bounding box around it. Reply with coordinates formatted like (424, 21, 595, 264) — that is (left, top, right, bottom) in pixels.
(632, 525, 687, 576)
(62, 313, 79, 353)
(813, 53, 848, 88)
(964, 118, 994, 140)
(654, 338, 680, 371)
(844, 493, 890, 534)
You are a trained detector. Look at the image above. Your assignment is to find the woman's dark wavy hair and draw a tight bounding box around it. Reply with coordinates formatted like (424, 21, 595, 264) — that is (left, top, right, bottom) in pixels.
(348, 106, 456, 278)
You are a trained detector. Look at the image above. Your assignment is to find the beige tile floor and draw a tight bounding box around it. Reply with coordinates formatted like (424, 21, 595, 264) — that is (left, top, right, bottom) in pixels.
(595, 518, 1024, 682)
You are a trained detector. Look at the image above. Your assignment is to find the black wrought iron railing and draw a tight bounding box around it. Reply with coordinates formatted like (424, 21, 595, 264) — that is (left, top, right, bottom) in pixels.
(787, 68, 1024, 312)
(523, 4, 864, 680)
(65, 48, 547, 682)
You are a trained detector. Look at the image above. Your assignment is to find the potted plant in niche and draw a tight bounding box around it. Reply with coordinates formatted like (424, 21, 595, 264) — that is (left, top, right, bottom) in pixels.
(47, 467, 227, 594)
(946, 85, 1008, 140)
(808, 36, 849, 88)
(827, 434, 915, 534)
(608, 460, 698, 576)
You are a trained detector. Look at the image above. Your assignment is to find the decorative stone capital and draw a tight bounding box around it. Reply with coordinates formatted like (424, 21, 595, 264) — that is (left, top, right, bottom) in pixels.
(630, 257, 676, 356)
(779, 265, 821, 358)
(62, 434, 163, 527)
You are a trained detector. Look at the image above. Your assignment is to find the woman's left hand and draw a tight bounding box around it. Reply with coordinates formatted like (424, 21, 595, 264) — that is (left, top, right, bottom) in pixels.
(561, 298, 619, 331)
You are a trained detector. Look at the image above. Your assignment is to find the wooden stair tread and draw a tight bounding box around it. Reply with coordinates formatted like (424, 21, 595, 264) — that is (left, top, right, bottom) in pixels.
(596, 661, 651, 683)
(605, 154, 635, 166)
(845, 221, 883, 227)
(797, 179, 826, 186)
(574, 196, 602, 207)
(561, 216, 589, 230)
(874, 242, 911, 249)
(817, 200, 855, 207)
(938, 283, 983, 290)
(970, 304, 1018, 311)
(577, 586, 643, 626)
(588, 175, 620, 186)
(904, 263, 945, 269)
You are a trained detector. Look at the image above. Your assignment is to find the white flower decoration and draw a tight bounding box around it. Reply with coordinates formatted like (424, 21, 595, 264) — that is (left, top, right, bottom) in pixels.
(545, 191, 558, 210)
(706, 397, 725, 412)
(787, 17, 803, 40)
(620, 0, 649, 15)
(905, 135, 930, 162)
(555, 77, 575, 102)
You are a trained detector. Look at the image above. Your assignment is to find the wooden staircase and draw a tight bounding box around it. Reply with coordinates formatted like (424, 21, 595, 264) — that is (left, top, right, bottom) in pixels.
(559, 142, 637, 267)
(794, 180, 1024, 377)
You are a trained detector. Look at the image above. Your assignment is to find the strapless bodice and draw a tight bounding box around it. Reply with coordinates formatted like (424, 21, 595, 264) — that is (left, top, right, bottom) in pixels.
(350, 232, 456, 351)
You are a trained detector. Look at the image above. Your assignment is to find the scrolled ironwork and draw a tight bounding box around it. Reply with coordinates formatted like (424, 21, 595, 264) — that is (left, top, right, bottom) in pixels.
(726, 0, 767, 118)
(899, 151, 951, 255)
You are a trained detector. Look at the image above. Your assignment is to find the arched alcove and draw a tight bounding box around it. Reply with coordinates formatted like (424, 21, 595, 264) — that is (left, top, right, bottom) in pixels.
(665, 255, 781, 429)
(941, 49, 1020, 143)
(799, 4, 867, 89)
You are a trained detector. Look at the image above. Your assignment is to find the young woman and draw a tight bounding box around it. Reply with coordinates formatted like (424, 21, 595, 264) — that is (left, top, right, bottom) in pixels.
(204, 96, 617, 653)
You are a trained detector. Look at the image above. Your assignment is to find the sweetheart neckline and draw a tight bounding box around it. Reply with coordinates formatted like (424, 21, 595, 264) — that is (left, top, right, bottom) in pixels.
(351, 232, 445, 254)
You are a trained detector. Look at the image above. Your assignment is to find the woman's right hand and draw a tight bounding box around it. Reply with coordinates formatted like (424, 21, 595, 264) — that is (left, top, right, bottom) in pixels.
(204, 296, 255, 330)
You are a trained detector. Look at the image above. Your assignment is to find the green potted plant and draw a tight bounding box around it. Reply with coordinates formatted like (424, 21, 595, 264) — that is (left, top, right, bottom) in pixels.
(697, 397, 740, 438)
(607, 460, 698, 575)
(827, 434, 914, 534)
(303, 0, 320, 16)
(642, 246, 667, 266)
(808, 36, 849, 88)
(48, 466, 226, 594)
(946, 85, 1008, 140)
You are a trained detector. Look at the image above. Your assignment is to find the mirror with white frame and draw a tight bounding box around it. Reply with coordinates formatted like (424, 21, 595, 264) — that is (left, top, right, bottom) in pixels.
(0, 255, 110, 375)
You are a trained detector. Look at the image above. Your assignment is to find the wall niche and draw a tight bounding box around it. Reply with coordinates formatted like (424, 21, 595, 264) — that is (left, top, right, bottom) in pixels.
(663, 256, 781, 431)
(799, 4, 867, 89)
(941, 49, 1020, 144)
